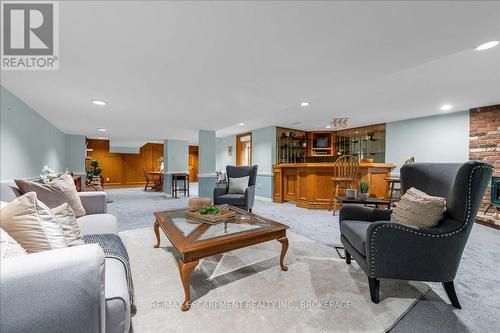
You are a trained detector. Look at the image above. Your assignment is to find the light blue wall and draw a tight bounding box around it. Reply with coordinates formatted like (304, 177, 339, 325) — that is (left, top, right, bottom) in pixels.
(386, 111, 469, 174)
(164, 139, 189, 173)
(163, 139, 189, 195)
(1, 86, 66, 181)
(109, 146, 140, 154)
(65, 134, 86, 177)
(198, 130, 216, 199)
(216, 135, 236, 171)
(252, 126, 276, 199)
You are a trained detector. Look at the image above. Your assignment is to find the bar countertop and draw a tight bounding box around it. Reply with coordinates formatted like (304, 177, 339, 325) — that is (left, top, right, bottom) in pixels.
(273, 162, 396, 169)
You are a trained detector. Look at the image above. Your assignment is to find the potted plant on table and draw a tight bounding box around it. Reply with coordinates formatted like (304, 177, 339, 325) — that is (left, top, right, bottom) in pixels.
(359, 181, 370, 200)
(87, 159, 104, 189)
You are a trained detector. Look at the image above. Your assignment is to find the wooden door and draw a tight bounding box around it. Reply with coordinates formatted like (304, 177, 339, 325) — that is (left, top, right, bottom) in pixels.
(236, 132, 252, 166)
(189, 146, 199, 182)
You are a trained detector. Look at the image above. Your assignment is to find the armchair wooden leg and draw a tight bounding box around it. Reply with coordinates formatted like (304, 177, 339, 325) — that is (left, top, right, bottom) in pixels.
(368, 277, 380, 304)
(345, 250, 351, 264)
(442, 281, 462, 309)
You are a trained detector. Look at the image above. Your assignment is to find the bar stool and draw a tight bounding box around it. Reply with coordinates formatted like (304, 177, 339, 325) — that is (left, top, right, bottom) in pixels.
(385, 156, 414, 203)
(171, 173, 189, 198)
(329, 155, 360, 215)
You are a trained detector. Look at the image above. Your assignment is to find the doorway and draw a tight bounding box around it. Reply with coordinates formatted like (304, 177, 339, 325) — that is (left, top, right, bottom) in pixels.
(189, 146, 199, 182)
(236, 132, 252, 166)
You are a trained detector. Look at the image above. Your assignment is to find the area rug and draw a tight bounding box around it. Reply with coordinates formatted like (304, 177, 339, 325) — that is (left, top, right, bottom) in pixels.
(121, 227, 429, 333)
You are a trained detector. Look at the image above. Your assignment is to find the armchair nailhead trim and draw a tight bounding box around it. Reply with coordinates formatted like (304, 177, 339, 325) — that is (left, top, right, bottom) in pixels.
(369, 165, 492, 278)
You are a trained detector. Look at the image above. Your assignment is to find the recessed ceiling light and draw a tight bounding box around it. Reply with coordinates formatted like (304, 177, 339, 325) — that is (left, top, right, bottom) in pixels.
(238, 123, 245, 126)
(475, 41, 499, 51)
(91, 99, 108, 106)
(440, 104, 453, 111)
(325, 125, 332, 129)
(300, 102, 310, 107)
(97, 128, 107, 132)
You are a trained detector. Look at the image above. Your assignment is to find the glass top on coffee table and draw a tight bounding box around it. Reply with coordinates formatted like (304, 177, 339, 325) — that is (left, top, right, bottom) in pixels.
(164, 209, 271, 241)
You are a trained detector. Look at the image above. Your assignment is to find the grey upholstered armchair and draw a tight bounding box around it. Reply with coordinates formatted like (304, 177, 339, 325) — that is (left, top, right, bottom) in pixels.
(213, 165, 258, 212)
(339, 161, 493, 308)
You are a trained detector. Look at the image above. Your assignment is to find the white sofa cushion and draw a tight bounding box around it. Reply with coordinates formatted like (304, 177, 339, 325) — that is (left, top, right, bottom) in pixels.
(77, 214, 119, 235)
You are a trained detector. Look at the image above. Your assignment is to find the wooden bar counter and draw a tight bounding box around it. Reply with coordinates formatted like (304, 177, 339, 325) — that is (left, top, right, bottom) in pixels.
(273, 162, 396, 209)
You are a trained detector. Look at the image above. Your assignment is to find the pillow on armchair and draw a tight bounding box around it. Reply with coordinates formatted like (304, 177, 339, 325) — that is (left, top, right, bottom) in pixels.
(391, 187, 446, 228)
(228, 176, 250, 194)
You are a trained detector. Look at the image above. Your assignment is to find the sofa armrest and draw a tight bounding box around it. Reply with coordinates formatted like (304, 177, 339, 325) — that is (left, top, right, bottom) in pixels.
(0, 245, 106, 333)
(339, 204, 391, 223)
(79, 191, 107, 214)
(213, 186, 228, 204)
(245, 185, 256, 210)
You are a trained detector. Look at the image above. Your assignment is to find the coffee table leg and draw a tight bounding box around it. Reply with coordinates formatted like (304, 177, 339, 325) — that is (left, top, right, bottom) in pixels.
(277, 237, 289, 271)
(153, 221, 160, 248)
(178, 259, 199, 311)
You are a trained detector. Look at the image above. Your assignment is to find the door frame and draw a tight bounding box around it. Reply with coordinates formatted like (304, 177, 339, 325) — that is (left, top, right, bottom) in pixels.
(188, 145, 199, 182)
(236, 132, 252, 166)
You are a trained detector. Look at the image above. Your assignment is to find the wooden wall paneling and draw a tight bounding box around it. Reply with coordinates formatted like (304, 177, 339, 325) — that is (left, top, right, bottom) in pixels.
(273, 166, 283, 202)
(104, 155, 124, 186)
(297, 168, 309, 202)
(86, 139, 164, 188)
(283, 168, 297, 202)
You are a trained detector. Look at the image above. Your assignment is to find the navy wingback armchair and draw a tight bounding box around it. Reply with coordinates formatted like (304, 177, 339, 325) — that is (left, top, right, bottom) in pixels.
(339, 161, 493, 308)
(213, 165, 258, 212)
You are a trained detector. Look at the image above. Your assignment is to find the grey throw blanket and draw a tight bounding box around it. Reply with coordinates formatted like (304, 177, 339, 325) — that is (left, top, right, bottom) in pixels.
(84, 234, 136, 316)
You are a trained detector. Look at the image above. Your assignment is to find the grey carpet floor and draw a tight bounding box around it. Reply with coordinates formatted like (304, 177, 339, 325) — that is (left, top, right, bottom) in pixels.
(106, 186, 500, 333)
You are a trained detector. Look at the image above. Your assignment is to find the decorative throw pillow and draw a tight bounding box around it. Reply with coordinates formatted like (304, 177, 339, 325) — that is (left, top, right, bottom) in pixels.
(391, 187, 446, 228)
(0, 192, 67, 253)
(228, 176, 250, 194)
(51, 203, 85, 246)
(15, 173, 86, 217)
(1, 228, 27, 259)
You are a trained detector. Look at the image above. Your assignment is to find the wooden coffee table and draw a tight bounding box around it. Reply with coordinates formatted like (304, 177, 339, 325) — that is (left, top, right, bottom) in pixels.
(153, 206, 289, 311)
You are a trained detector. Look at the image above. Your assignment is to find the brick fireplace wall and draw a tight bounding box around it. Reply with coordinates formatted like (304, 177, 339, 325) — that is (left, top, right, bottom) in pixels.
(469, 104, 499, 217)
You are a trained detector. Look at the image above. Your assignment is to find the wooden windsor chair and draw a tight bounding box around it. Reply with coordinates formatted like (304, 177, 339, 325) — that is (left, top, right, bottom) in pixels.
(143, 168, 160, 191)
(385, 156, 415, 203)
(328, 155, 360, 215)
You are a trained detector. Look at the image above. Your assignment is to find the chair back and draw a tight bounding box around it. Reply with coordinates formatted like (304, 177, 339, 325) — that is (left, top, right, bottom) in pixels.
(143, 168, 150, 181)
(404, 156, 415, 164)
(333, 155, 359, 180)
(226, 165, 258, 186)
(401, 161, 492, 228)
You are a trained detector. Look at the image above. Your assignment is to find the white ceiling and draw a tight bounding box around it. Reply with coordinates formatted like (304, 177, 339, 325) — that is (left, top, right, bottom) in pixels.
(2, 1, 499, 147)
